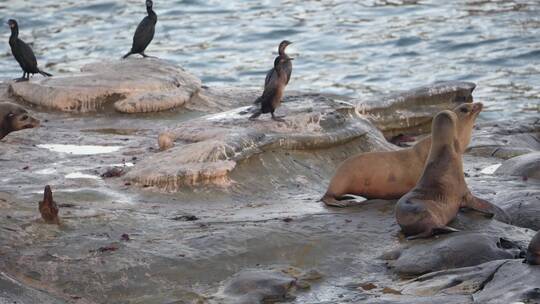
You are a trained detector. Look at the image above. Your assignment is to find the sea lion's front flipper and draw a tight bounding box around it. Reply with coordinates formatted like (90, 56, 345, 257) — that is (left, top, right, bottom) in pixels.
(321, 194, 363, 208)
(462, 193, 511, 224)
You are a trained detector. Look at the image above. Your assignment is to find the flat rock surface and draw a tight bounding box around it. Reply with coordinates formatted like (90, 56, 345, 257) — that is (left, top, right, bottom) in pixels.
(468, 118, 540, 159)
(495, 190, 540, 230)
(495, 152, 540, 179)
(0, 81, 538, 303)
(125, 81, 475, 191)
(386, 232, 522, 276)
(8, 58, 202, 113)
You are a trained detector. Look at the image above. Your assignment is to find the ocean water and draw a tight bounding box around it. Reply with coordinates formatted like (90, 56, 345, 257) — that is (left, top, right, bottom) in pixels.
(1, 0, 538, 120)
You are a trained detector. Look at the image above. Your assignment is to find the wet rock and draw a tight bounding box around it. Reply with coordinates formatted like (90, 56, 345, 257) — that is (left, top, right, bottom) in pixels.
(354, 81, 476, 137)
(527, 230, 540, 265)
(0, 272, 67, 304)
(220, 269, 296, 304)
(495, 190, 540, 230)
(402, 260, 506, 296)
(386, 233, 521, 276)
(404, 259, 540, 304)
(494, 152, 540, 179)
(38, 185, 59, 225)
(126, 82, 473, 190)
(473, 260, 540, 304)
(467, 118, 540, 159)
(363, 295, 473, 304)
(126, 94, 392, 190)
(8, 58, 201, 113)
(101, 167, 126, 178)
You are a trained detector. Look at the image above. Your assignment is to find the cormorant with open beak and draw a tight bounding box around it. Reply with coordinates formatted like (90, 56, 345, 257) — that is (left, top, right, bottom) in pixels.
(123, 0, 157, 59)
(250, 55, 294, 121)
(7, 19, 52, 82)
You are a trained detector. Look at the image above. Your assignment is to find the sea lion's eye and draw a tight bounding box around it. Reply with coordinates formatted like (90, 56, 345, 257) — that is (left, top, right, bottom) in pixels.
(460, 107, 469, 113)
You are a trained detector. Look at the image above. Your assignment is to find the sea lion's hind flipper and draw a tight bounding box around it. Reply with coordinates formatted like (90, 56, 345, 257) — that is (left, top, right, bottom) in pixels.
(406, 226, 459, 240)
(462, 194, 511, 224)
(406, 230, 434, 240)
(432, 226, 460, 235)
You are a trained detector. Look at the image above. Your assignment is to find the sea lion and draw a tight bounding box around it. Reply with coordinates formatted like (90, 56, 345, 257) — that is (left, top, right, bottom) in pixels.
(322, 102, 483, 207)
(39, 185, 59, 225)
(0, 102, 40, 140)
(395, 110, 505, 239)
(526, 230, 540, 265)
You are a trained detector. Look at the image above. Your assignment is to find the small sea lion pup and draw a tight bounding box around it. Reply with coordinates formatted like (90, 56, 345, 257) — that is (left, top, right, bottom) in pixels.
(395, 110, 505, 239)
(526, 230, 540, 265)
(0, 102, 40, 140)
(322, 102, 483, 207)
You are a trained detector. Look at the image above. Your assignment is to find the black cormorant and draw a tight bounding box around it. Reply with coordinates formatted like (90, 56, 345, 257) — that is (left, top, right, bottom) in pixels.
(264, 40, 293, 87)
(123, 0, 157, 59)
(7, 19, 52, 82)
(250, 56, 294, 122)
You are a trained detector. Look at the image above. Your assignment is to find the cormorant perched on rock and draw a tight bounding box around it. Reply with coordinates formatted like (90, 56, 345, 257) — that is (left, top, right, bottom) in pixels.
(7, 19, 52, 82)
(123, 0, 157, 59)
(265, 40, 293, 87)
(250, 56, 294, 122)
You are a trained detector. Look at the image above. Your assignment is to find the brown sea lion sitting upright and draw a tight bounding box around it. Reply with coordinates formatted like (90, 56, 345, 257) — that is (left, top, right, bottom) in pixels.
(395, 110, 505, 239)
(0, 102, 40, 140)
(526, 230, 540, 265)
(322, 102, 483, 207)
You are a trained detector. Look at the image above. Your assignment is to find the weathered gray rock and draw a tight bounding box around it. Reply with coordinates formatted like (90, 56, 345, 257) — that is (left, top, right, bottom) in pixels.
(473, 260, 540, 303)
(468, 118, 540, 159)
(125, 94, 394, 190)
(402, 260, 540, 304)
(219, 270, 297, 304)
(8, 58, 201, 113)
(386, 233, 521, 276)
(125, 82, 475, 190)
(353, 81, 476, 137)
(495, 190, 540, 230)
(495, 152, 540, 179)
(0, 272, 66, 304)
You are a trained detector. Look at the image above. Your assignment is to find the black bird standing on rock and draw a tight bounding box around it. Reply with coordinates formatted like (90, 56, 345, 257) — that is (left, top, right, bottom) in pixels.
(250, 56, 294, 122)
(7, 19, 52, 82)
(265, 40, 293, 87)
(123, 0, 157, 59)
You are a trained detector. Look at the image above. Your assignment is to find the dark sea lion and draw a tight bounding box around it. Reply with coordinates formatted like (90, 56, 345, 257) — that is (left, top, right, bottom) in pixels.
(39, 185, 59, 225)
(526, 231, 540, 265)
(322, 102, 483, 207)
(395, 110, 505, 239)
(0, 102, 40, 140)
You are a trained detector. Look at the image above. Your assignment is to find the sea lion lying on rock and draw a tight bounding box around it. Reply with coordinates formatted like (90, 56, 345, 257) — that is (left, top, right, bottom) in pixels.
(395, 110, 507, 239)
(0, 102, 39, 140)
(322, 102, 483, 207)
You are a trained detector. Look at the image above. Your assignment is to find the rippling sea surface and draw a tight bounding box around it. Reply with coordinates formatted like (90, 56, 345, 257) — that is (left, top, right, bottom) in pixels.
(1, 0, 538, 119)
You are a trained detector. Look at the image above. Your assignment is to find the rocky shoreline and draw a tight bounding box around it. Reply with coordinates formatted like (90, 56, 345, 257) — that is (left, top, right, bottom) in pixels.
(0, 59, 538, 304)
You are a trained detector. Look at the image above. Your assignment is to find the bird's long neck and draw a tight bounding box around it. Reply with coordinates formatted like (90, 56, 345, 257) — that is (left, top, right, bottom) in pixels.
(278, 46, 288, 58)
(147, 6, 157, 20)
(9, 27, 18, 43)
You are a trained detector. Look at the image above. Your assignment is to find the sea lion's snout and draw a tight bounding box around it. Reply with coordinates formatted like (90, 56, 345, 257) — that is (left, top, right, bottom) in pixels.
(17, 113, 40, 130)
(472, 102, 483, 114)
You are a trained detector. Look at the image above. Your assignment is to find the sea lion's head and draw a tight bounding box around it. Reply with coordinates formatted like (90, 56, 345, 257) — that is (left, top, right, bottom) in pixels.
(453, 102, 483, 149)
(432, 110, 458, 149)
(1, 103, 40, 139)
(6, 19, 17, 30)
(146, 0, 153, 9)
